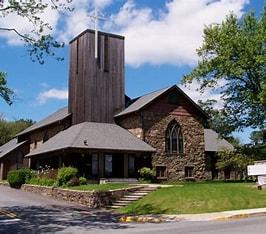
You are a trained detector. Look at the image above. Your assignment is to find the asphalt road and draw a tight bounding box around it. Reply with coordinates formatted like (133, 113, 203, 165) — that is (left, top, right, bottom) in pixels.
(1, 186, 266, 234)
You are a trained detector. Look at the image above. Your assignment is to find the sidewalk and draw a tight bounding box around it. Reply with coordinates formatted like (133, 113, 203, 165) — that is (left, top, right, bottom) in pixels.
(119, 207, 266, 223)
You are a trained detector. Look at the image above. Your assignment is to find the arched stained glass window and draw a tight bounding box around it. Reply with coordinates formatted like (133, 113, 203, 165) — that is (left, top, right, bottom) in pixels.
(166, 121, 184, 154)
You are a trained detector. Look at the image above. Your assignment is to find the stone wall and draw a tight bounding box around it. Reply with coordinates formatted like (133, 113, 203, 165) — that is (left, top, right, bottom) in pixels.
(142, 111, 208, 181)
(117, 114, 143, 139)
(116, 88, 209, 181)
(21, 184, 143, 208)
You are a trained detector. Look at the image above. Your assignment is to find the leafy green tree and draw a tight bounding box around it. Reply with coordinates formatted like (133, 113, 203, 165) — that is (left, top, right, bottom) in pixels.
(198, 99, 235, 139)
(0, 0, 73, 104)
(250, 130, 265, 145)
(0, 118, 34, 146)
(183, 8, 266, 131)
(216, 149, 254, 180)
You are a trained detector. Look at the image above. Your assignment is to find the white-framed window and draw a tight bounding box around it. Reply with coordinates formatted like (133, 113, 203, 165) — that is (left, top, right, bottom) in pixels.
(166, 121, 184, 154)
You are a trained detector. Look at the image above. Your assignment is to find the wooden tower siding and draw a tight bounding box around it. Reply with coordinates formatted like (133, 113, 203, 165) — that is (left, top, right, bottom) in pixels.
(68, 30, 125, 124)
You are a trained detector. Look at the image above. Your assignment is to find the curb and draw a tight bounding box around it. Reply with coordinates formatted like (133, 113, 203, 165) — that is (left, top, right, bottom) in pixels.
(119, 216, 164, 223)
(214, 212, 266, 221)
(118, 215, 183, 223)
(118, 210, 266, 223)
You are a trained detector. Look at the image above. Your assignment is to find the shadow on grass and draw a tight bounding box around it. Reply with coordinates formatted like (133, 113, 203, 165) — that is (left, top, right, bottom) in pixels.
(0, 205, 128, 233)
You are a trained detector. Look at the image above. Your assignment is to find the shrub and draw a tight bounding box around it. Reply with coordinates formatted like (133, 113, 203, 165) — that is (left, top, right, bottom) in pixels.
(57, 167, 78, 186)
(7, 168, 35, 188)
(66, 176, 80, 187)
(28, 177, 55, 186)
(79, 177, 87, 185)
(138, 167, 156, 181)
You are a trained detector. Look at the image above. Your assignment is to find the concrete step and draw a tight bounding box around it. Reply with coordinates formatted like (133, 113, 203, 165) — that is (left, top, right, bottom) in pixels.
(138, 189, 156, 193)
(131, 192, 149, 196)
(106, 205, 123, 209)
(107, 186, 160, 209)
(120, 197, 141, 201)
(123, 195, 143, 199)
(113, 200, 133, 205)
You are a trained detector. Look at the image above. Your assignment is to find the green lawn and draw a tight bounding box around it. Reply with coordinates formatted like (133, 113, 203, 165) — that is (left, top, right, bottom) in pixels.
(120, 182, 266, 215)
(68, 183, 131, 192)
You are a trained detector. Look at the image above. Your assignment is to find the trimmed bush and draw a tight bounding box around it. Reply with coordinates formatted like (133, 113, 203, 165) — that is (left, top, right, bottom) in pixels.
(57, 167, 78, 186)
(79, 177, 87, 185)
(7, 168, 35, 188)
(138, 167, 156, 181)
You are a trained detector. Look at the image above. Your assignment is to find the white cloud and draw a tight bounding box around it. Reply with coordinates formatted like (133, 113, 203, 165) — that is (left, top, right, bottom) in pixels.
(37, 88, 68, 104)
(0, 0, 249, 67)
(179, 79, 227, 109)
(0, 0, 113, 45)
(105, 0, 248, 67)
(57, 0, 113, 42)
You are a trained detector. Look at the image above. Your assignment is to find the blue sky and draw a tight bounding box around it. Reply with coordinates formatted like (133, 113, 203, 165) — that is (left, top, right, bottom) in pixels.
(0, 0, 264, 143)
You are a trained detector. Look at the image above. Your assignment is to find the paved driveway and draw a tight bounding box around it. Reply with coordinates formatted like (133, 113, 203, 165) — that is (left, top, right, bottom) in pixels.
(0, 186, 126, 233)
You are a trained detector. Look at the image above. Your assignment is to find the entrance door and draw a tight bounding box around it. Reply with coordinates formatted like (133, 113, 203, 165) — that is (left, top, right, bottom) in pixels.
(104, 154, 124, 178)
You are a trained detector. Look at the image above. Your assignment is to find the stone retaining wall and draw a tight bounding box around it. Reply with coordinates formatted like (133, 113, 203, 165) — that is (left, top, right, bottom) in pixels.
(21, 184, 142, 208)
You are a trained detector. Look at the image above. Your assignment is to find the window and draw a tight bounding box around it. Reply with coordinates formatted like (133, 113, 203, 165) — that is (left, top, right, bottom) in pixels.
(128, 155, 135, 176)
(166, 121, 184, 154)
(92, 154, 98, 176)
(185, 166, 194, 178)
(168, 92, 179, 105)
(105, 154, 112, 177)
(156, 166, 167, 179)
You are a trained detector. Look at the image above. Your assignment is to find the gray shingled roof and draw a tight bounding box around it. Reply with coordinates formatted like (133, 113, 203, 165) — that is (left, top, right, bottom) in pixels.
(115, 86, 171, 117)
(204, 129, 234, 152)
(26, 122, 155, 157)
(0, 139, 27, 159)
(115, 85, 208, 118)
(17, 107, 70, 136)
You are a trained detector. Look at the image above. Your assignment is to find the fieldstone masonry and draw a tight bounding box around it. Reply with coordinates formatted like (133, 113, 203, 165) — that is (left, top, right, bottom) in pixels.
(21, 184, 143, 208)
(118, 103, 209, 180)
(142, 112, 208, 180)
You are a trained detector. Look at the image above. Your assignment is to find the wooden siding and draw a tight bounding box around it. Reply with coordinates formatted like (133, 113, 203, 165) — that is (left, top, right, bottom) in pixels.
(144, 90, 199, 117)
(68, 30, 125, 124)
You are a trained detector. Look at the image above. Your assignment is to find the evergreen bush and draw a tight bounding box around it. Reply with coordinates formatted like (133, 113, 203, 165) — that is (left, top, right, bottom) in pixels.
(57, 167, 78, 186)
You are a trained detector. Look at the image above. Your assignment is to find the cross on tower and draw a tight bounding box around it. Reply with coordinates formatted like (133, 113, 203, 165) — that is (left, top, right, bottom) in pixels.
(88, 6, 106, 59)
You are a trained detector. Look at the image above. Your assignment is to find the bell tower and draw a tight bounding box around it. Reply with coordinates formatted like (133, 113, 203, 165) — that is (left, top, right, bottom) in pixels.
(68, 29, 125, 124)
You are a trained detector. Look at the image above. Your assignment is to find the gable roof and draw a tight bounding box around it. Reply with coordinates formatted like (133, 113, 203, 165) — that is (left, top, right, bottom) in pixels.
(26, 122, 155, 157)
(204, 129, 234, 152)
(115, 85, 208, 118)
(0, 139, 27, 159)
(17, 107, 70, 137)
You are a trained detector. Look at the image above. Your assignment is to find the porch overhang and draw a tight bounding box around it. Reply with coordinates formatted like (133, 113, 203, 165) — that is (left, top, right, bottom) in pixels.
(26, 122, 156, 158)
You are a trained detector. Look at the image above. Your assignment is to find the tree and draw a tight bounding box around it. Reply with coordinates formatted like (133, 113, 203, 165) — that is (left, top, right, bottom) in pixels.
(216, 148, 254, 180)
(198, 99, 235, 139)
(183, 8, 266, 131)
(250, 130, 265, 145)
(0, 118, 34, 146)
(0, 0, 73, 104)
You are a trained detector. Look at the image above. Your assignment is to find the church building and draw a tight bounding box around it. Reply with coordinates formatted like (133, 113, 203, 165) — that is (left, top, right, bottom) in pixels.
(0, 29, 233, 181)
